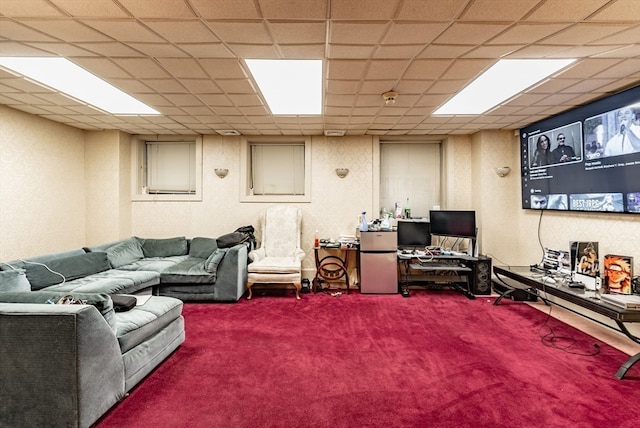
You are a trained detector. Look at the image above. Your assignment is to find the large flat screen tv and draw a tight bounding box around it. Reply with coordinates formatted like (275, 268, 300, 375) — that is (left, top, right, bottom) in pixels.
(429, 210, 476, 238)
(397, 220, 431, 249)
(520, 85, 640, 214)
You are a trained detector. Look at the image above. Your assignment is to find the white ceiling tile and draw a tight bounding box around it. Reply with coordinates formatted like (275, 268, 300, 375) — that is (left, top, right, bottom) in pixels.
(84, 19, 166, 43)
(0, 19, 59, 42)
(330, 0, 402, 20)
(268, 22, 326, 44)
(143, 20, 220, 44)
(525, 0, 611, 21)
(50, 0, 130, 18)
(19, 19, 113, 42)
(435, 23, 512, 45)
(190, 0, 261, 19)
(460, 0, 540, 21)
(0, 0, 64, 17)
(258, 0, 328, 19)
(117, 0, 196, 18)
(205, 21, 272, 44)
(329, 22, 390, 45)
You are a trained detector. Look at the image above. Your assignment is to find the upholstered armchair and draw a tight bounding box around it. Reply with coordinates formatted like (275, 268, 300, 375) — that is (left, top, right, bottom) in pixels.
(247, 205, 305, 300)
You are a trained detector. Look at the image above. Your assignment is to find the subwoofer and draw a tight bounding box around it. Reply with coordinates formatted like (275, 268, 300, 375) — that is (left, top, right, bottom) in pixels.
(470, 256, 492, 295)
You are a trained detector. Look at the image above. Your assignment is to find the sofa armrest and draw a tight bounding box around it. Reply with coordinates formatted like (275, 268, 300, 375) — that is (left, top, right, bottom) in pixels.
(0, 303, 125, 428)
(214, 244, 248, 301)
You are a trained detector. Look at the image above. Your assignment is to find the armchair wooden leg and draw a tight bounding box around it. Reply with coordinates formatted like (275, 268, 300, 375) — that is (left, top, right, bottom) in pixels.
(247, 282, 253, 300)
(294, 282, 301, 300)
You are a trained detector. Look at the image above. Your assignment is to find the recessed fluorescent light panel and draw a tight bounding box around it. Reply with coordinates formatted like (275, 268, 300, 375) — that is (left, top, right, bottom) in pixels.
(245, 59, 322, 115)
(433, 59, 575, 115)
(0, 57, 160, 115)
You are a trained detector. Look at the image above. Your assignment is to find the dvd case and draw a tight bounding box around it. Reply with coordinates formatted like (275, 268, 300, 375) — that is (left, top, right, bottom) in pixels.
(571, 241, 599, 278)
(604, 254, 633, 294)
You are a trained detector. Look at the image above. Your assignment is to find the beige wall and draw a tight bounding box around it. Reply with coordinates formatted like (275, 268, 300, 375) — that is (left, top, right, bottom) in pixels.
(1, 106, 639, 280)
(0, 106, 87, 260)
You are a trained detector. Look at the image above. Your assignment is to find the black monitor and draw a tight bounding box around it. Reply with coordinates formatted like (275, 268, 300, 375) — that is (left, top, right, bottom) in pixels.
(397, 220, 431, 249)
(429, 210, 476, 238)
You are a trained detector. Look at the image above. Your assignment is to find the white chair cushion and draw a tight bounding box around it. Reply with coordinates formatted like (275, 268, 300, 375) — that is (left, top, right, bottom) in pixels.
(248, 257, 300, 274)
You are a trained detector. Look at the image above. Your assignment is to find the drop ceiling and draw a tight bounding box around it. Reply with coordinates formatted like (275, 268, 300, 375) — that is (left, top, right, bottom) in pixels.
(1, 0, 639, 136)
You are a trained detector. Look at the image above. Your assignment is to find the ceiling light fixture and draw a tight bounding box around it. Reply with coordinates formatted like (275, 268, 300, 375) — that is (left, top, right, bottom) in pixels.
(0, 57, 160, 115)
(245, 59, 322, 115)
(433, 59, 575, 115)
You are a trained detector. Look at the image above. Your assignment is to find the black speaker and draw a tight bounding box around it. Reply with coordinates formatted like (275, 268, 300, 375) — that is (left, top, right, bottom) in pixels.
(470, 256, 492, 295)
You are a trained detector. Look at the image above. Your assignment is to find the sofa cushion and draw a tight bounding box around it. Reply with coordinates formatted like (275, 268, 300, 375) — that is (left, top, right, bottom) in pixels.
(189, 237, 218, 259)
(0, 268, 30, 292)
(24, 252, 111, 290)
(204, 248, 228, 274)
(43, 269, 159, 295)
(139, 237, 188, 258)
(115, 296, 183, 353)
(106, 238, 145, 268)
(161, 258, 217, 284)
(117, 256, 188, 273)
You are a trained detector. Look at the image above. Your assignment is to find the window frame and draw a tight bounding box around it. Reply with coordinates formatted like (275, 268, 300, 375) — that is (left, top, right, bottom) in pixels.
(131, 135, 203, 202)
(240, 136, 312, 203)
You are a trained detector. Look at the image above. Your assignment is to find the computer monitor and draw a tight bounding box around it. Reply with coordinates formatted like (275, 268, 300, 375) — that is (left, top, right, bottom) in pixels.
(429, 210, 476, 239)
(397, 220, 431, 250)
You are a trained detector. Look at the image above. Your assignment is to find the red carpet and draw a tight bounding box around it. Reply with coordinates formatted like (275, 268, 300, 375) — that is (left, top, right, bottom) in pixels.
(97, 291, 639, 427)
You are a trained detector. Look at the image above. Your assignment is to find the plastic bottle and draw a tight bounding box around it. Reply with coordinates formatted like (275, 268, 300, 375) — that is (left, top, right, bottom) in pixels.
(359, 212, 368, 232)
(314, 230, 319, 248)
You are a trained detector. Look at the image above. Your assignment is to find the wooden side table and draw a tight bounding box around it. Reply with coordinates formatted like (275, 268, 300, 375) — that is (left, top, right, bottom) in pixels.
(313, 245, 359, 293)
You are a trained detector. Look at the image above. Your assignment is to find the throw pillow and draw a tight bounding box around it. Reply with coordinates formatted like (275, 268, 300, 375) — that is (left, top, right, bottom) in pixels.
(139, 236, 188, 258)
(189, 237, 218, 259)
(24, 252, 111, 290)
(0, 268, 31, 292)
(204, 248, 228, 274)
(106, 238, 145, 268)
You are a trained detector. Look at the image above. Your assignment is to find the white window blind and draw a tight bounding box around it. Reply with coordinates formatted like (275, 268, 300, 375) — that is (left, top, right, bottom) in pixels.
(250, 143, 305, 195)
(380, 142, 441, 218)
(146, 142, 196, 194)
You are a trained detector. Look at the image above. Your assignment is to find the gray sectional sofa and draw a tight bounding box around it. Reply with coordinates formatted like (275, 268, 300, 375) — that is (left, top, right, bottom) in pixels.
(0, 235, 249, 428)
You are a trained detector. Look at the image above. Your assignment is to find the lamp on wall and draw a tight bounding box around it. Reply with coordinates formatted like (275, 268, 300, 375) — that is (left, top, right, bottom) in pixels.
(215, 168, 229, 178)
(335, 168, 349, 178)
(494, 166, 510, 177)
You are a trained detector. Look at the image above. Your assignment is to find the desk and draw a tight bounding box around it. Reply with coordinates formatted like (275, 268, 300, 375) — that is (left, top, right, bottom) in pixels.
(493, 265, 640, 379)
(313, 245, 359, 293)
(399, 254, 484, 299)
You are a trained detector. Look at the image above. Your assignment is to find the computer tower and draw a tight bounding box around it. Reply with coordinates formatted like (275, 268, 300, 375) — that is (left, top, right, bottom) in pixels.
(470, 256, 492, 295)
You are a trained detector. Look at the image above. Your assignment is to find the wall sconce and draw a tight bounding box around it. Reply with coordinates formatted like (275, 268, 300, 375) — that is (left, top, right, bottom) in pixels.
(494, 166, 510, 177)
(215, 168, 229, 179)
(335, 168, 349, 178)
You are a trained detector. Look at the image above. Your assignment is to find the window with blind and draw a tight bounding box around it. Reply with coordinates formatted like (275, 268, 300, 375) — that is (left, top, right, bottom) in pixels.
(131, 136, 202, 201)
(240, 137, 311, 202)
(379, 142, 441, 218)
(146, 142, 196, 194)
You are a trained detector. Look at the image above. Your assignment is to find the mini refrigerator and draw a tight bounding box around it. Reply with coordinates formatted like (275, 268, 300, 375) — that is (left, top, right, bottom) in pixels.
(359, 231, 398, 294)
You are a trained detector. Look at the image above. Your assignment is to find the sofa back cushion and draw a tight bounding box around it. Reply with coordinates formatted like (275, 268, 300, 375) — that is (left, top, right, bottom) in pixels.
(106, 237, 145, 268)
(139, 237, 188, 258)
(189, 237, 218, 259)
(0, 268, 31, 292)
(24, 252, 111, 290)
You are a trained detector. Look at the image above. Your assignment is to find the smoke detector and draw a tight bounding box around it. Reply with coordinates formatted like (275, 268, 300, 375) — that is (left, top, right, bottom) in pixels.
(382, 91, 397, 105)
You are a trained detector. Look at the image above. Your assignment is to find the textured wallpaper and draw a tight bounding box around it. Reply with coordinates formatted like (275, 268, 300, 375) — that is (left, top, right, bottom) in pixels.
(1, 106, 638, 278)
(0, 106, 87, 260)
